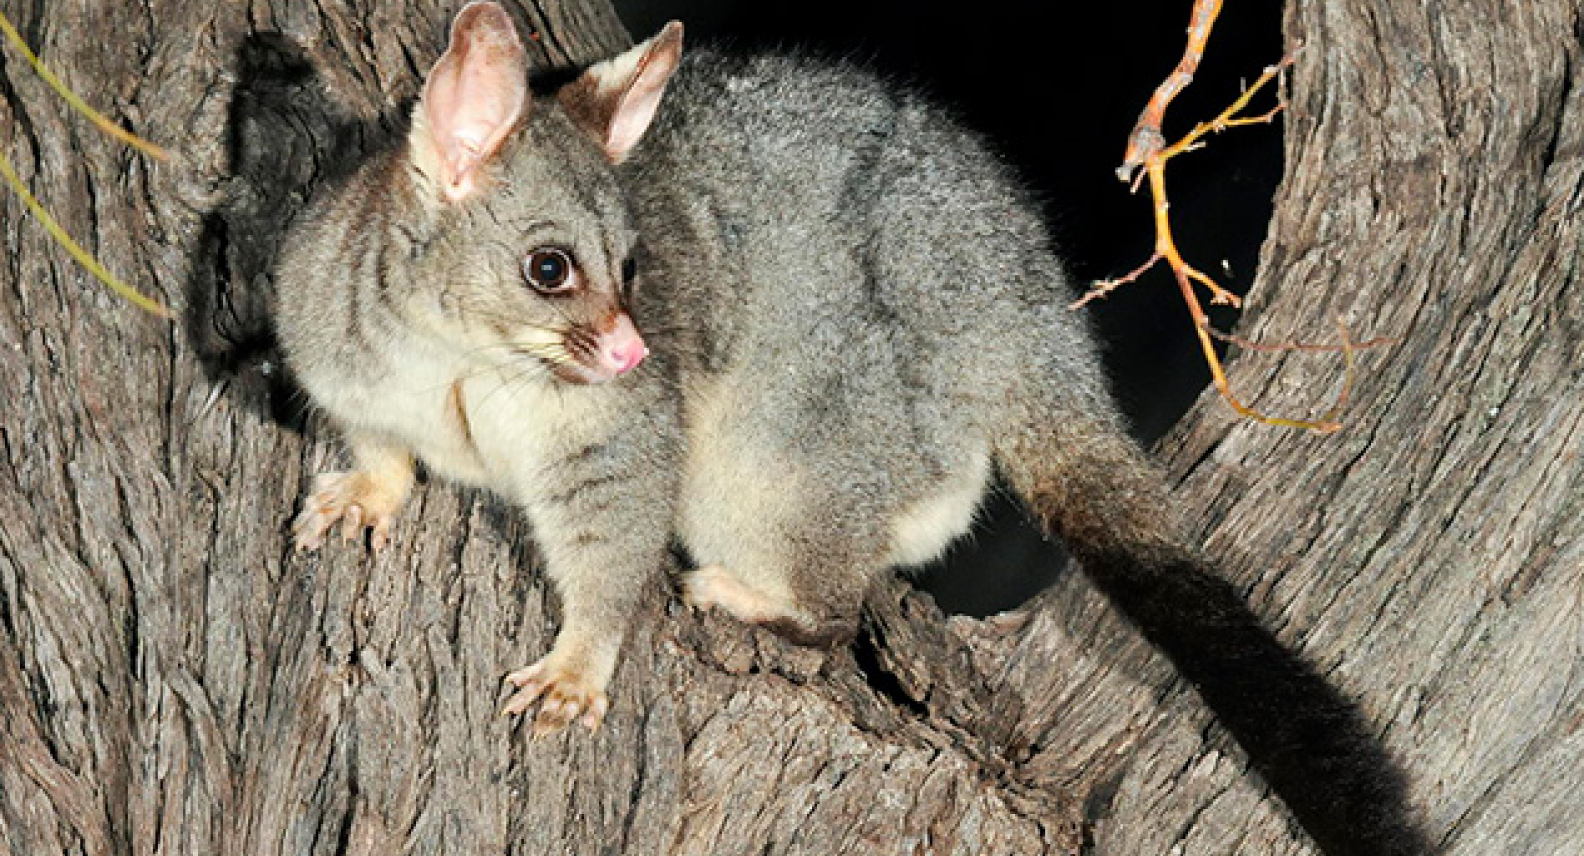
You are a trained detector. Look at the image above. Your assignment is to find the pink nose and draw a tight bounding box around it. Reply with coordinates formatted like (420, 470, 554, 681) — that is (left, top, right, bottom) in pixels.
(600, 313, 647, 375)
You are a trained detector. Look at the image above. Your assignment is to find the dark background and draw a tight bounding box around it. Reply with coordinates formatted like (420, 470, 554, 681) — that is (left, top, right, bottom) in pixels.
(611, 0, 1285, 613)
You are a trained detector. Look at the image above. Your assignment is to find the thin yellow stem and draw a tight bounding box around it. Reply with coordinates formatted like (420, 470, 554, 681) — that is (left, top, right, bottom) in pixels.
(0, 144, 171, 317)
(0, 9, 168, 161)
(1146, 164, 1241, 309)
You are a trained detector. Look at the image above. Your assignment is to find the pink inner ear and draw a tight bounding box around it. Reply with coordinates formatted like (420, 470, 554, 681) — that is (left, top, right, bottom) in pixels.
(603, 23, 683, 162)
(420, 2, 529, 199)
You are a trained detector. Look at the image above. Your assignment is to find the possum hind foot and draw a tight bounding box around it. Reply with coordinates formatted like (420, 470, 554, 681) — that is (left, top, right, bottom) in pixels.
(681, 565, 801, 623)
(681, 565, 854, 647)
(502, 652, 613, 735)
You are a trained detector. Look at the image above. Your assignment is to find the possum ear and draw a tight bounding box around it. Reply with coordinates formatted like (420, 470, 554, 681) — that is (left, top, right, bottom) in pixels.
(412, 1, 529, 202)
(560, 22, 683, 163)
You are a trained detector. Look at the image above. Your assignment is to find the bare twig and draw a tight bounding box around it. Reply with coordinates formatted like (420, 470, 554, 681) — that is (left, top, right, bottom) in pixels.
(1082, 0, 1369, 433)
(1116, 0, 1221, 185)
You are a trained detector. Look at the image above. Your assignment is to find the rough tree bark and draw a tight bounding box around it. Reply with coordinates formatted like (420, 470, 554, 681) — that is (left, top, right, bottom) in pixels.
(1, 1, 1578, 855)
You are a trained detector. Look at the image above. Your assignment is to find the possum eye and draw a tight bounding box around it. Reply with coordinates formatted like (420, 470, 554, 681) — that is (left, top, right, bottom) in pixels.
(523, 248, 576, 294)
(620, 256, 638, 298)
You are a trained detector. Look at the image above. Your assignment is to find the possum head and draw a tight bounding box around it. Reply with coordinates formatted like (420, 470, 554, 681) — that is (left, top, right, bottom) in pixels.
(403, 1, 682, 384)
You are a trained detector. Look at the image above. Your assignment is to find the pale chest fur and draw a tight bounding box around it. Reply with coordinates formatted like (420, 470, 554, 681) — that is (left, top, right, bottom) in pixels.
(302, 343, 582, 502)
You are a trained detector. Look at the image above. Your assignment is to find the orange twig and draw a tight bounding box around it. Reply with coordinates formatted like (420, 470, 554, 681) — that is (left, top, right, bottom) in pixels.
(1117, 0, 1221, 185)
(1070, 251, 1160, 310)
(1080, 0, 1364, 433)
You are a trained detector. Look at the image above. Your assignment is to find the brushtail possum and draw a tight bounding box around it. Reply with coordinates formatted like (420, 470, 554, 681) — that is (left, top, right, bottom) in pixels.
(273, 4, 1423, 853)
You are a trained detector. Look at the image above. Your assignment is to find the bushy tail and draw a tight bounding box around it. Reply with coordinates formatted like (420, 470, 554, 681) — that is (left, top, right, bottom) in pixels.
(997, 423, 1428, 856)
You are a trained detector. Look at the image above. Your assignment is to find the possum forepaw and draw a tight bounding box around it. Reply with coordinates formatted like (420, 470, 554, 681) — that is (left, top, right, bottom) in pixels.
(292, 470, 404, 552)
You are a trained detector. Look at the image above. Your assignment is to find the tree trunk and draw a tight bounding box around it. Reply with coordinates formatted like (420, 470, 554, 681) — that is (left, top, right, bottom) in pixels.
(2, 1, 1578, 855)
(1118, 2, 1584, 853)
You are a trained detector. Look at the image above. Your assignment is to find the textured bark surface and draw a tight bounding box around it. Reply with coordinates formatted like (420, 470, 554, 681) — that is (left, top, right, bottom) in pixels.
(1116, 2, 1584, 853)
(0, 1, 1578, 855)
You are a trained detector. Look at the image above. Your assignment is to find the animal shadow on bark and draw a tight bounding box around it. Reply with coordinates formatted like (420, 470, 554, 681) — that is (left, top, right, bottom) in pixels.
(183, 32, 402, 432)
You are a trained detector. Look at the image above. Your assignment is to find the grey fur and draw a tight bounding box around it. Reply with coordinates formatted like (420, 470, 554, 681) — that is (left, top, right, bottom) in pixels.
(628, 49, 1145, 636)
(273, 11, 1423, 852)
(274, 13, 1167, 724)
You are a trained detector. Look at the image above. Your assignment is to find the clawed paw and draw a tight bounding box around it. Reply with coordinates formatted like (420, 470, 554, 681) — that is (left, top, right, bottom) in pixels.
(292, 470, 401, 552)
(502, 657, 611, 735)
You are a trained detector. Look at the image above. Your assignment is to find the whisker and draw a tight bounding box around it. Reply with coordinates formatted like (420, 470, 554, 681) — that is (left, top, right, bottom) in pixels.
(473, 355, 551, 412)
(404, 343, 524, 397)
(537, 294, 578, 328)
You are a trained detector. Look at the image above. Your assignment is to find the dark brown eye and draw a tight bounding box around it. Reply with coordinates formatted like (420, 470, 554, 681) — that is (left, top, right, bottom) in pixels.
(524, 248, 575, 293)
(620, 255, 638, 299)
